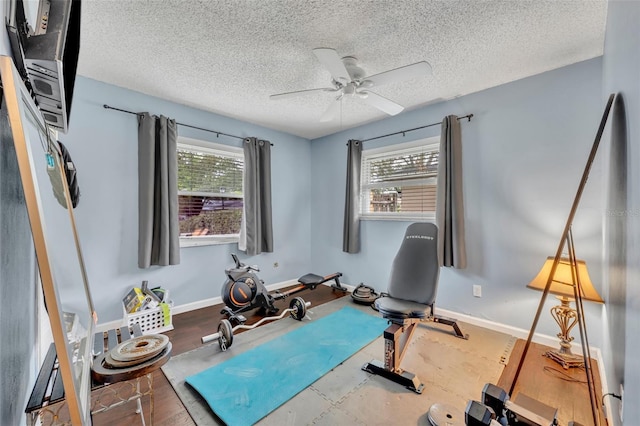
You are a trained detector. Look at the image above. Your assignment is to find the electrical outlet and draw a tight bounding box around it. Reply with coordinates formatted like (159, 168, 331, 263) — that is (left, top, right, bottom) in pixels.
(620, 383, 624, 422)
(473, 285, 482, 298)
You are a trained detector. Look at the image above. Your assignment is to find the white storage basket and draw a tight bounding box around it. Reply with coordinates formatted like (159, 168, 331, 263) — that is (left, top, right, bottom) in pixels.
(123, 302, 174, 334)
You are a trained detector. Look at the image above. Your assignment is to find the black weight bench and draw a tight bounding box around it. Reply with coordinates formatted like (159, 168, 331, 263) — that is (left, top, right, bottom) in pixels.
(25, 324, 157, 426)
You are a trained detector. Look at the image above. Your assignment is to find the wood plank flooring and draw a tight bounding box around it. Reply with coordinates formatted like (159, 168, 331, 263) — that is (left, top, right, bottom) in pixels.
(497, 339, 606, 426)
(92, 285, 347, 426)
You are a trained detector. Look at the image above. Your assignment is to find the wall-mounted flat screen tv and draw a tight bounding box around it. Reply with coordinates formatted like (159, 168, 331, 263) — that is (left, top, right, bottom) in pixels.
(5, 0, 81, 134)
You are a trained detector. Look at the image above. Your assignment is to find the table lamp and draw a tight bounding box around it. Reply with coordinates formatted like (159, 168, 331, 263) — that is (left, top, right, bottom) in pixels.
(527, 256, 603, 369)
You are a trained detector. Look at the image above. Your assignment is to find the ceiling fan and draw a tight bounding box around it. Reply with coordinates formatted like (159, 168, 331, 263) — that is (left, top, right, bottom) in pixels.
(270, 48, 432, 122)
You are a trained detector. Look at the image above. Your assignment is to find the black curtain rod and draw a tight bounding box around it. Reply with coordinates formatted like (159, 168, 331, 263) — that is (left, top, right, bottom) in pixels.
(359, 113, 474, 143)
(103, 104, 250, 142)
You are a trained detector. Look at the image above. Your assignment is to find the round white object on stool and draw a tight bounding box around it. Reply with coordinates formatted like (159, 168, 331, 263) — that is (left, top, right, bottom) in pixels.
(427, 403, 465, 426)
(110, 334, 170, 362)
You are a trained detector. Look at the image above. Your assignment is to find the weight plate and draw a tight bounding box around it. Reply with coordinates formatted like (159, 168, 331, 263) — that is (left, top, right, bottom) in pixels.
(110, 334, 170, 362)
(104, 352, 157, 369)
(289, 297, 306, 321)
(218, 319, 233, 351)
(92, 343, 172, 385)
(351, 284, 378, 304)
(427, 403, 465, 426)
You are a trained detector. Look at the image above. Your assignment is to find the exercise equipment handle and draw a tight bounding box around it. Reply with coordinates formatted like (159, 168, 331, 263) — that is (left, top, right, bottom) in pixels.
(201, 331, 221, 344)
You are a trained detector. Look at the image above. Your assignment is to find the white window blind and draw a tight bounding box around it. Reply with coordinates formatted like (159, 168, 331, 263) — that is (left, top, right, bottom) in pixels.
(361, 137, 439, 219)
(177, 139, 244, 246)
(177, 144, 243, 196)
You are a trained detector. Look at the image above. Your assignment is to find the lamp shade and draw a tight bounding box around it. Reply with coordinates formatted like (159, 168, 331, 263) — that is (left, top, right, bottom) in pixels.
(527, 256, 604, 303)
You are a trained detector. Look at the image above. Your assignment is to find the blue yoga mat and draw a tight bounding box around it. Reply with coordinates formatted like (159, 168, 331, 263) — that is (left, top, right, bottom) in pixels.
(186, 306, 387, 426)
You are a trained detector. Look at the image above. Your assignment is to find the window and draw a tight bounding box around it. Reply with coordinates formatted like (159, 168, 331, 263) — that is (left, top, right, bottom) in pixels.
(177, 137, 243, 246)
(360, 137, 439, 220)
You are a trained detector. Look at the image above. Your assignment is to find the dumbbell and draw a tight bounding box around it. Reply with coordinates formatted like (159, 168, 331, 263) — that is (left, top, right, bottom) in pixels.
(482, 383, 509, 424)
(465, 400, 501, 426)
(201, 297, 310, 351)
(467, 384, 557, 426)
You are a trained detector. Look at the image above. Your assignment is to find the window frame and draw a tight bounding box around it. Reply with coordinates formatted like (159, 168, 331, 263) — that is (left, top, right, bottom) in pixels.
(177, 136, 244, 248)
(360, 136, 440, 222)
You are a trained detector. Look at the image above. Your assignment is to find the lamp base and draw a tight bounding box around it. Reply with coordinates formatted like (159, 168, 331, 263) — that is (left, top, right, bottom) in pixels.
(544, 350, 584, 369)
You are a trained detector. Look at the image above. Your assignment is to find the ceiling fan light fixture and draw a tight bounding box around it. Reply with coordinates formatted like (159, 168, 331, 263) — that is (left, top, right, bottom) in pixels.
(343, 84, 356, 96)
(271, 48, 431, 121)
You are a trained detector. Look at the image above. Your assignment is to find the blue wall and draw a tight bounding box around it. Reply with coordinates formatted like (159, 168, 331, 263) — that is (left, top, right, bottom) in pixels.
(310, 58, 606, 344)
(63, 77, 313, 323)
(0, 17, 38, 426)
(601, 1, 640, 424)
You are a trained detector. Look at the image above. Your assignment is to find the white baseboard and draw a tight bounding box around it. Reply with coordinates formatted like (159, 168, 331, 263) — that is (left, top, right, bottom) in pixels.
(436, 307, 560, 348)
(436, 306, 604, 363)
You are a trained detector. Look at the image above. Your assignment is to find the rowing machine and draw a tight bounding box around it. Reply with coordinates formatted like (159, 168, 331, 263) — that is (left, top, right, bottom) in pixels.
(202, 297, 310, 351)
(220, 253, 344, 323)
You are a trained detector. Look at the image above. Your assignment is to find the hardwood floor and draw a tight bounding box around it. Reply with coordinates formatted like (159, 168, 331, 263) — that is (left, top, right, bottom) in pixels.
(497, 339, 606, 426)
(92, 285, 347, 426)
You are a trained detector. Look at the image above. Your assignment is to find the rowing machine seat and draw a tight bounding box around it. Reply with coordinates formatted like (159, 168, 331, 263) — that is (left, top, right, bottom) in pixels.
(362, 222, 467, 394)
(297, 272, 347, 291)
(298, 273, 324, 287)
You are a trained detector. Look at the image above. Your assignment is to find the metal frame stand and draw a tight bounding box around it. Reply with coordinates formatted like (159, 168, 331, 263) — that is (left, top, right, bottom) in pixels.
(362, 319, 424, 394)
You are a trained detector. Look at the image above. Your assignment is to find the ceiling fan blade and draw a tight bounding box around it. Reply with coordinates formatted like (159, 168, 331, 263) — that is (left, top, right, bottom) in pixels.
(313, 48, 351, 83)
(360, 91, 404, 116)
(270, 87, 336, 100)
(363, 61, 432, 88)
(320, 98, 341, 122)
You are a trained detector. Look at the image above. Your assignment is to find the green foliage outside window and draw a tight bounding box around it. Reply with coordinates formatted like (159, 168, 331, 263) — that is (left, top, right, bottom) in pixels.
(177, 146, 243, 237)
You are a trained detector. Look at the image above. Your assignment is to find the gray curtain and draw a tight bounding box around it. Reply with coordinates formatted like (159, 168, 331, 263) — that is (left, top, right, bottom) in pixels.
(343, 140, 362, 253)
(138, 113, 180, 268)
(240, 137, 273, 255)
(436, 115, 466, 268)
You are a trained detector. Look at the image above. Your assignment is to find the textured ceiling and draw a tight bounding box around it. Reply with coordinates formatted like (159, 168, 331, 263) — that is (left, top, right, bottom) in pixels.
(77, 0, 607, 139)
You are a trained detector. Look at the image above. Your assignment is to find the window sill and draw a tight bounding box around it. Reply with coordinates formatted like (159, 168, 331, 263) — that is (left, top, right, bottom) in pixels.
(360, 213, 436, 222)
(180, 235, 239, 248)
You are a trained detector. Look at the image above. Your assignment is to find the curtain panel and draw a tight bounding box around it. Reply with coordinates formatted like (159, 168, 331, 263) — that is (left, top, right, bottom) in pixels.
(436, 115, 466, 268)
(239, 137, 273, 255)
(138, 113, 180, 268)
(343, 139, 362, 253)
